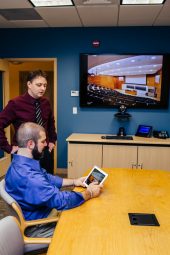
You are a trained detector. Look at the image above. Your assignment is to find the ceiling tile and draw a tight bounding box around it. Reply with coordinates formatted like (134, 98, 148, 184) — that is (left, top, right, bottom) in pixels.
(74, 0, 119, 5)
(154, 4, 170, 25)
(0, 15, 17, 28)
(0, 9, 42, 21)
(163, 0, 170, 5)
(0, 0, 32, 9)
(9, 20, 48, 28)
(0, 0, 169, 27)
(36, 7, 82, 26)
(119, 5, 162, 26)
(77, 5, 118, 26)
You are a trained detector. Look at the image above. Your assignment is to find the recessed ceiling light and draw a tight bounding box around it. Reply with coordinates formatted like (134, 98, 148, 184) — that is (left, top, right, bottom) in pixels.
(121, 0, 165, 4)
(82, 0, 112, 4)
(29, 0, 74, 7)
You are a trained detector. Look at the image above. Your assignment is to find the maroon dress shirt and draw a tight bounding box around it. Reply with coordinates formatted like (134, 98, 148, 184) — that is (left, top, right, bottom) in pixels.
(0, 92, 57, 153)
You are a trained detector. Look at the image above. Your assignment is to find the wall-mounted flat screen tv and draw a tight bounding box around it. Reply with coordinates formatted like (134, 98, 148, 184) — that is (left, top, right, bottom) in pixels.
(80, 54, 170, 108)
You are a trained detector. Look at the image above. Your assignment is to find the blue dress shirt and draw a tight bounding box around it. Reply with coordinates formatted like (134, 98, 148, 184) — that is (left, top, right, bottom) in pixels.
(5, 154, 85, 220)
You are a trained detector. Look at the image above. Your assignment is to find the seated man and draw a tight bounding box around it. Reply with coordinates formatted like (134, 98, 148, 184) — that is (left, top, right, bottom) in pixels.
(5, 122, 103, 221)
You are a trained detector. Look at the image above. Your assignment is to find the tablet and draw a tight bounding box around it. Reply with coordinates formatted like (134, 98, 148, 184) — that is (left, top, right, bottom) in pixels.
(83, 166, 108, 187)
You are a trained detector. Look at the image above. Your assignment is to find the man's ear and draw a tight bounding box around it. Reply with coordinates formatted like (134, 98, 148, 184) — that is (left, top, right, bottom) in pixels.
(27, 139, 35, 150)
(27, 81, 31, 89)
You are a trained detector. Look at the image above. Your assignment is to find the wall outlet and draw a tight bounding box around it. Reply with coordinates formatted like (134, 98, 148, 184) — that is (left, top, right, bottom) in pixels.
(73, 107, 77, 114)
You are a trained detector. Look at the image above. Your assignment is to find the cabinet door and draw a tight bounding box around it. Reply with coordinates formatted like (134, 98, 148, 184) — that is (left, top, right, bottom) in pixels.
(103, 145, 137, 169)
(138, 146, 170, 171)
(68, 143, 102, 178)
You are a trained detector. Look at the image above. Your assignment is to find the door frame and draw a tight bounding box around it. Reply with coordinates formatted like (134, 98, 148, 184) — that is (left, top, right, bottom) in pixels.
(0, 59, 11, 177)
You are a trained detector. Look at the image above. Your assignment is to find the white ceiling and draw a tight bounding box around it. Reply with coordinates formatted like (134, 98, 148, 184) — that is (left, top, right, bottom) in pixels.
(0, 0, 170, 28)
(88, 55, 163, 75)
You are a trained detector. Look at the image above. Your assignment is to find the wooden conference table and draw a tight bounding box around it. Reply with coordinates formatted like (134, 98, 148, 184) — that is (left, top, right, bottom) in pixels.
(47, 168, 170, 255)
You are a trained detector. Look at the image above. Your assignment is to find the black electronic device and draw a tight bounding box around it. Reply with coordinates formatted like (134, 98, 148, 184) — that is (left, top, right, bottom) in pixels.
(117, 127, 126, 136)
(153, 130, 169, 139)
(135, 125, 152, 137)
(80, 53, 170, 109)
(128, 213, 160, 226)
(101, 135, 133, 140)
(114, 105, 131, 120)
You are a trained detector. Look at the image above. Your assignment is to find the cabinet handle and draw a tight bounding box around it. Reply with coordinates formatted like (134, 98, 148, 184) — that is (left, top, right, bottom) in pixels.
(68, 161, 73, 167)
(132, 163, 137, 169)
(137, 163, 143, 169)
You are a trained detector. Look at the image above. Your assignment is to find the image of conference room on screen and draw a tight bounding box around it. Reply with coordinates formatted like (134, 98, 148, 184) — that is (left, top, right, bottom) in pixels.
(86, 55, 164, 107)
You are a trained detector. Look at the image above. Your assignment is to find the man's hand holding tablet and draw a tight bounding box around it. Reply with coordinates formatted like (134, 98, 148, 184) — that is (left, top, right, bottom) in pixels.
(70, 166, 107, 201)
(83, 166, 108, 187)
(87, 182, 103, 199)
(81, 166, 108, 200)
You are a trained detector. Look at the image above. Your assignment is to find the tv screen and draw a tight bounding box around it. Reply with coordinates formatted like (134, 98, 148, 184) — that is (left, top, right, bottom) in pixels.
(80, 54, 170, 108)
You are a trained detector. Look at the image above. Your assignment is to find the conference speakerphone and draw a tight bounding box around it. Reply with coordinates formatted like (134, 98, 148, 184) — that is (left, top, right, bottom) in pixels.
(101, 135, 133, 140)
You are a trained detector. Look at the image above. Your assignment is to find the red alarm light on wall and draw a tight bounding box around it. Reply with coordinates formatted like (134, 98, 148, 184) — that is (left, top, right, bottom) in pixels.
(92, 40, 100, 48)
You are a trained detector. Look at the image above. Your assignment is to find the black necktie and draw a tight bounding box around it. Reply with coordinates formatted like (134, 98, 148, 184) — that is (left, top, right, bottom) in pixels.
(35, 100, 43, 126)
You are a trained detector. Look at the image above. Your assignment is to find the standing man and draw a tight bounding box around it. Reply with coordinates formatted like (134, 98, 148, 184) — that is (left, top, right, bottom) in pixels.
(0, 70, 56, 174)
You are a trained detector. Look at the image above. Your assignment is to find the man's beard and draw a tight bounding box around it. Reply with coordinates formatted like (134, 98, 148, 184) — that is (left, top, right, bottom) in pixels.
(32, 144, 44, 160)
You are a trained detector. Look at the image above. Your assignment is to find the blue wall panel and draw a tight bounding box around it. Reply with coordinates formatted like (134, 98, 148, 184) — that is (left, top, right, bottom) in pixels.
(0, 27, 170, 167)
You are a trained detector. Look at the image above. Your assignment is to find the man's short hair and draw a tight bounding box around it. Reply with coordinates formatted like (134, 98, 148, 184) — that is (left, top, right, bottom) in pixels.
(17, 122, 45, 148)
(27, 70, 48, 83)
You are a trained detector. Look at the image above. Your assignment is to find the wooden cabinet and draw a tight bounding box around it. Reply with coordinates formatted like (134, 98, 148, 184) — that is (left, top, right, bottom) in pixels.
(68, 143, 102, 178)
(102, 145, 170, 170)
(67, 134, 170, 178)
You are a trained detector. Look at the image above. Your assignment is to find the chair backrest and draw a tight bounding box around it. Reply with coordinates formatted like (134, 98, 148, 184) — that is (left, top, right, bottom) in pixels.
(0, 216, 24, 255)
(0, 179, 49, 253)
(0, 179, 58, 247)
(0, 179, 25, 230)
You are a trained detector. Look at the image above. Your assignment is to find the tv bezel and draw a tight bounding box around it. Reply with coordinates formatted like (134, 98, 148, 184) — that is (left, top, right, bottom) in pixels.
(79, 53, 170, 109)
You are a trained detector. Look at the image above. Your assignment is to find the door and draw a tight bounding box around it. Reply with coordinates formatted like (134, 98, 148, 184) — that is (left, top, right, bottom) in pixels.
(0, 60, 11, 177)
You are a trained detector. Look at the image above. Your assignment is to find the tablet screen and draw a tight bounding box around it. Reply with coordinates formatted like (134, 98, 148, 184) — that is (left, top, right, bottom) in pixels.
(84, 166, 108, 187)
(135, 125, 152, 137)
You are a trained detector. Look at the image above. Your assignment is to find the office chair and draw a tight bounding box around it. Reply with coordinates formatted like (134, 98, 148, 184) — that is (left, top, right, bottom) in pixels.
(0, 179, 59, 246)
(0, 215, 49, 255)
